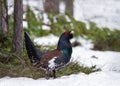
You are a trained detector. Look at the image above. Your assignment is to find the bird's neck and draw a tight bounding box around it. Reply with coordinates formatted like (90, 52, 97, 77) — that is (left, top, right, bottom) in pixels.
(57, 37, 72, 58)
(57, 41, 72, 58)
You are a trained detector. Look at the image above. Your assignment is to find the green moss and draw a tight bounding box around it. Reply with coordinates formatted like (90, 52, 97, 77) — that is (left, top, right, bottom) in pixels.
(25, 6, 49, 37)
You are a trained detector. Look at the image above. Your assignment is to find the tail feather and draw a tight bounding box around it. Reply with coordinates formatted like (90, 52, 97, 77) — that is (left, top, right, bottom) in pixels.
(24, 32, 43, 63)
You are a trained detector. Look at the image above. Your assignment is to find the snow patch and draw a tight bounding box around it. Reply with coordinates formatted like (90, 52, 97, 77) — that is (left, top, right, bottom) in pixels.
(72, 46, 120, 72)
(74, 0, 120, 29)
(59, 1, 66, 14)
(71, 37, 94, 49)
(34, 34, 59, 46)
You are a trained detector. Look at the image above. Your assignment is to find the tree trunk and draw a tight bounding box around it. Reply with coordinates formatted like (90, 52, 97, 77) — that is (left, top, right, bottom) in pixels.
(0, 0, 8, 35)
(44, 0, 73, 15)
(65, 0, 73, 15)
(12, 0, 23, 57)
(0, 1, 2, 33)
(44, 0, 60, 14)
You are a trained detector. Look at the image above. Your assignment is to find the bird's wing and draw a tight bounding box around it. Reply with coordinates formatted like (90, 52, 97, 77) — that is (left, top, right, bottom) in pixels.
(40, 49, 61, 66)
(40, 49, 69, 70)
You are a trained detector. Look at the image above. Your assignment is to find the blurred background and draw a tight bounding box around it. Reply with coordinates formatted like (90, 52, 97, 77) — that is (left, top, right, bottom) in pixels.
(1, 0, 119, 51)
(8, 0, 120, 29)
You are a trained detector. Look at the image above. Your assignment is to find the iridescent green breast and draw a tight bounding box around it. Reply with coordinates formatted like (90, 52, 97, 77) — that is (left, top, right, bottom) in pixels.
(62, 49, 72, 58)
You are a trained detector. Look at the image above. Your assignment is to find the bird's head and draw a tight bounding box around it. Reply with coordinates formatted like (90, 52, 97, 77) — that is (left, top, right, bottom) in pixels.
(57, 31, 74, 50)
(61, 31, 74, 40)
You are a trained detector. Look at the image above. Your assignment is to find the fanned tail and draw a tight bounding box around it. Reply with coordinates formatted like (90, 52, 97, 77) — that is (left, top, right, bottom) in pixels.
(24, 32, 43, 64)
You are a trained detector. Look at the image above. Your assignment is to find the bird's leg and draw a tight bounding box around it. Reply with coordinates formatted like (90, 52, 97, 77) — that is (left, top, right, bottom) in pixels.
(53, 70, 56, 79)
(45, 69, 50, 79)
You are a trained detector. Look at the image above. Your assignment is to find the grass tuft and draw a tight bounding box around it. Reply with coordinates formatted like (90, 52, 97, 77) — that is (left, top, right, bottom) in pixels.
(57, 62, 100, 77)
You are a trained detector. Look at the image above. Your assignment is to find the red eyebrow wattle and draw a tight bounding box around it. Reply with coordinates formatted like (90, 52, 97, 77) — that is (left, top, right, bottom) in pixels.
(64, 32, 70, 35)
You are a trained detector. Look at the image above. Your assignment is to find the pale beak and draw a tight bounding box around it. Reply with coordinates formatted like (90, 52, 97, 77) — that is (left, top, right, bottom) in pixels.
(70, 31, 74, 34)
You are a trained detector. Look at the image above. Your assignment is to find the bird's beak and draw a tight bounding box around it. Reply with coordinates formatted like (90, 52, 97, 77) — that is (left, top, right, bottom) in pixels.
(70, 31, 74, 34)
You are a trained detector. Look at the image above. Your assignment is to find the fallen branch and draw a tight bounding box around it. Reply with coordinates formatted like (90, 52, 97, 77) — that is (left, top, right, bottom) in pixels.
(0, 51, 25, 65)
(0, 52, 8, 58)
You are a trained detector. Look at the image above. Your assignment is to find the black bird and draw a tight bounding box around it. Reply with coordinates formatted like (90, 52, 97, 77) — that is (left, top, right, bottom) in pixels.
(24, 31, 74, 79)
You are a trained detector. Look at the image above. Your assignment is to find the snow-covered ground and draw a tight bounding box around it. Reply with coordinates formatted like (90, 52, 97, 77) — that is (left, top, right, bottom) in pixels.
(0, 72, 120, 86)
(74, 0, 120, 29)
(0, 35, 120, 86)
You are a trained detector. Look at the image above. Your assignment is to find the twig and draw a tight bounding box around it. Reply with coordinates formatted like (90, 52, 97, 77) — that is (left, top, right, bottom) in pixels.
(0, 52, 8, 58)
(0, 51, 25, 66)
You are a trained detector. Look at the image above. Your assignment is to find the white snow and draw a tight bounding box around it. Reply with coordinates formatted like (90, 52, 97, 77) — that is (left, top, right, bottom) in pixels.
(59, 1, 66, 14)
(0, 72, 120, 86)
(71, 36, 94, 49)
(0, 35, 120, 86)
(74, 0, 120, 29)
(34, 34, 59, 46)
(72, 46, 120, 72)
